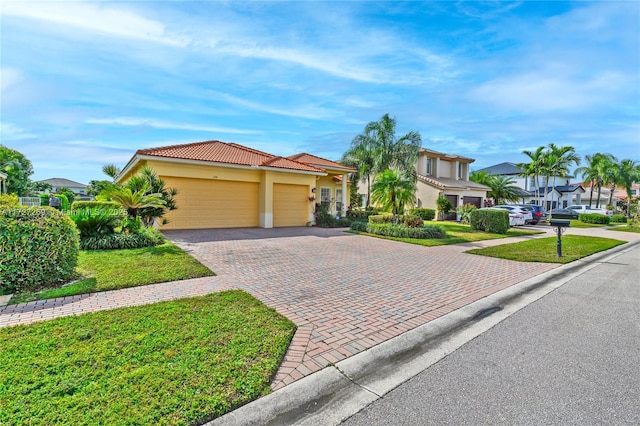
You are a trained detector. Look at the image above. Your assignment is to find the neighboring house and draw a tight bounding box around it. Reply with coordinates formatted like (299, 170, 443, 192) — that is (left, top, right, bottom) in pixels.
(116, 140, 355, 230)
(415, 149, 490, 220)
(476, 162, 585, 209)
(613, 183, 640, 202)
(39, 178, 89, 199)
(0, 171, 6, 193)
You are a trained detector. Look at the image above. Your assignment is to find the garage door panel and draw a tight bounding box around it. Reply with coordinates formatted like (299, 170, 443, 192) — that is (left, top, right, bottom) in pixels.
(161, 177, 258, 229)
(273, 183, 308, 227)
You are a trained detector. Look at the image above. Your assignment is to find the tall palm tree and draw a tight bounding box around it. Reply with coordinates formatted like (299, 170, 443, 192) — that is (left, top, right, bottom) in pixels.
(575, 153, 615, 207)
(370, 169, 416, 218)
(342, 139, 375, 207)
(543, 144, 581, 209)
(517, 146, 545, 205)
(616, 159, 640, 218)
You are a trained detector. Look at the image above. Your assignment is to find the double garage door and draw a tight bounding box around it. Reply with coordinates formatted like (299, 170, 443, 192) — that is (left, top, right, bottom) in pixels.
(161, 177, 307, 229)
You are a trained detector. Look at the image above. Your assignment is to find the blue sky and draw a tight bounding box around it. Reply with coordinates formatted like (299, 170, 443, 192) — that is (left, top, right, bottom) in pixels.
(1, 1, 638, 184)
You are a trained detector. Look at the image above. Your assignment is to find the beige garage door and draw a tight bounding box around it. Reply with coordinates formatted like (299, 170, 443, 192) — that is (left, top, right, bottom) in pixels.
(161, 177, 259, 229)
(273, 183, 308, 227)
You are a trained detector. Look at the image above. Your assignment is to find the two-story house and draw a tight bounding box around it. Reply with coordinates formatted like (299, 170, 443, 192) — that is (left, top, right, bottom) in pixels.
(415, 149, 490, 219)
(38, 178, 89, 199)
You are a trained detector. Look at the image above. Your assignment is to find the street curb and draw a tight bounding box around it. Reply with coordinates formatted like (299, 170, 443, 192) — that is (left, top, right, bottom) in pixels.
(208, 240, 640, 426)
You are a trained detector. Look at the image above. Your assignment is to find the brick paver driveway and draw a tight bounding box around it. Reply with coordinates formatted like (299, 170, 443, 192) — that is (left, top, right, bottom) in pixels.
(165, 227, 559, 390)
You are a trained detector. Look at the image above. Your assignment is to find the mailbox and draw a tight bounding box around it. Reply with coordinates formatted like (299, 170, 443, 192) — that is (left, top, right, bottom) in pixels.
(550, 219, 570, 257)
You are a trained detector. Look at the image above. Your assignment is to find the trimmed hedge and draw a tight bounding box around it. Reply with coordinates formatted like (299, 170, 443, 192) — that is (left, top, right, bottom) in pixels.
(80, 227, 166, 250)
(70, 201, 123, 212)
(0, 206, 79, 292)
(369, 214, 424, 228)
(350, 221, 446, 239)
(611, 214, 627, 223)
(408, 208, 436, 221)
(346, 209, 380, 220)
(469, 209, 510, 234)
(579, 213, 610, 224)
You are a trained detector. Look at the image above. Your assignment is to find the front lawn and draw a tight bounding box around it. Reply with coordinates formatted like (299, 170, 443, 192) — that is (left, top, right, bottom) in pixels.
(0, 291, 296, 425)
(9, 242, 214, 304)
(466, 235, 625, 263)
(608, 224, 640, 233)
(348, 221, 541, 247)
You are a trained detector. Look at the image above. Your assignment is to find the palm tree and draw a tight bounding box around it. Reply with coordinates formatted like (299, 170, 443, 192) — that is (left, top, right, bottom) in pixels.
(102, 164, 121, 181)
(575, 153, 615, 207)
(345, 114, 421, 208)
(370, 169, 416, 219)
(126, 167, 179, 226)
(542, 144, 581, 210)
(517, 146, 545, 205)
(103, 185, 165, 218)
(469, 171, 520, 205)
(616, 159, 640, 218)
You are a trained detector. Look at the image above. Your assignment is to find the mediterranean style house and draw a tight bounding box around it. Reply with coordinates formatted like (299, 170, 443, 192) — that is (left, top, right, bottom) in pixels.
(116, 140, 355, 230)
(359, 148, 490, 220)
(415, 148, 490, 219)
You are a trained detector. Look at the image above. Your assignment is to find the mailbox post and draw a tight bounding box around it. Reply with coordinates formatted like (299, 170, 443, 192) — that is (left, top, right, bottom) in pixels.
(550, 219, 570, 257)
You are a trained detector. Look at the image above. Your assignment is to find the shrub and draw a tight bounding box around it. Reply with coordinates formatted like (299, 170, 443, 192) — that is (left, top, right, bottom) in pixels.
(346, 208, 379, 221)
(39, 193, 49, 206)
(80, 227, 165, 250)
(0, 206, 79, 293)
(579, 213, 610, 224)
(436, 196, 453, 220)
(611, 214, 627, 223)
(67, 206, 126, 238)
(408, 208, 436, 221)
(456, 204, 477, 225)
(404, 215, 424, 228)
(0, 194, 18, 207)
(469, 209, 510, 234)
(368, 214, 395, 224)
(350, 221, 445, 239)
(71, 201, 122, 211)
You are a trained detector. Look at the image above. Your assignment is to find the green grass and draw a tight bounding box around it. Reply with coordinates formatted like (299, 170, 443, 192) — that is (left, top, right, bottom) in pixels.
(348, 222, 542, 247)
(9, 242, 214, 304)
(0, 291, 296, 425)
(466, 235, 625, 263)
(608, 224, 640, 233)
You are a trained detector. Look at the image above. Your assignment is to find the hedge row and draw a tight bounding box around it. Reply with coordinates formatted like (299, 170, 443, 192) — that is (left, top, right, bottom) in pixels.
(0, 207, 79, 292)
(611, 214, 627, 223)
(408, 208, 436, 221)
(80, 227, 165, 250)
(346, 209, 380, 220)
(368, 214, 423, 228)
(469, 209, 510, 234)
(350, 221, 446, 239)
(579, 213, 610, 224)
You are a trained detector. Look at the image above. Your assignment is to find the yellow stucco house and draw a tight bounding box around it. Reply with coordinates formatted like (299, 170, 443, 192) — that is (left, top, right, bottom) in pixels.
(116, 140, 355, 230)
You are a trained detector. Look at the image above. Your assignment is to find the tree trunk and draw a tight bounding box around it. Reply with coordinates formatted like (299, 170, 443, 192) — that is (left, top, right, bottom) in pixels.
(596, 184, 602, 208)
(607, 183, 615, 207)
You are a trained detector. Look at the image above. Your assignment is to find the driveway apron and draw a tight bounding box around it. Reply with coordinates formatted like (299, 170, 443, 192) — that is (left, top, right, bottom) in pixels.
(165, 227, 559, 390)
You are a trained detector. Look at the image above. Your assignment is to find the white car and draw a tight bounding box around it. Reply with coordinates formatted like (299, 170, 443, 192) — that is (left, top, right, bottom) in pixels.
(492, 205, 532, 225)
(482, 207, 526, 226)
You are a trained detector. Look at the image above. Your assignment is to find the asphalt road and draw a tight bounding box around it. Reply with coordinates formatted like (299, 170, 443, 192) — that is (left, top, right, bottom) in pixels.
(343, 244, 640, 426)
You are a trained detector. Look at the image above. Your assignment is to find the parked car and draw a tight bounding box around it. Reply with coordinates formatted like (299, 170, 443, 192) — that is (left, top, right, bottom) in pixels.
(566, 205, 613, 217)
(550, 208, 579, 219)
(512, 204, 546, 225)
(493, 205, 534, 225)
(481, 207, 526, 226)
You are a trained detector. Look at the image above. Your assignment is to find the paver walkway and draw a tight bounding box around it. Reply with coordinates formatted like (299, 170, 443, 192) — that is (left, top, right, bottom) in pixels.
(2, 225, 638, 390)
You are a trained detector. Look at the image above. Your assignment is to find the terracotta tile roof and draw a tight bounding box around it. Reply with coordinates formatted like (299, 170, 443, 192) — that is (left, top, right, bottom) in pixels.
(288, 153, 356, 172)
(136, 141, 324, 173)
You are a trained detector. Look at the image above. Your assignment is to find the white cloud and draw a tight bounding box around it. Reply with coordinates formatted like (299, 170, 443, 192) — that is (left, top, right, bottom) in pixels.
(84, 117, 261, 135)
(1, 1, 189, 46)
(211, 92, 335, 120)
(0, 122, 37, 140)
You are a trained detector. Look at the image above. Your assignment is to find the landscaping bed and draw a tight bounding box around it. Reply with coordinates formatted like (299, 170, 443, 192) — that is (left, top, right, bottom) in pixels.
(0, 291, 296, 425)
(465, 235, 625, 263)
(9, 242, 214, 304)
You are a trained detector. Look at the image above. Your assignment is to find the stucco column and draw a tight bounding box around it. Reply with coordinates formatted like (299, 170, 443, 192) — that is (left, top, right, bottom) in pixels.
(434, 158, 440, 178)
(341, 175, 348, 216)
(259, 171, 273, 228)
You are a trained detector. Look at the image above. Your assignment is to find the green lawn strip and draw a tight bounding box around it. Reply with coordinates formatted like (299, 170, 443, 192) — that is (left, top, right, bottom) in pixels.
(9, 242, 214, 304)
(608, 225, 640, 233)
(465, 235, 625, 263)
(347, 222, 541, 247)
(0, 291, 296, 425)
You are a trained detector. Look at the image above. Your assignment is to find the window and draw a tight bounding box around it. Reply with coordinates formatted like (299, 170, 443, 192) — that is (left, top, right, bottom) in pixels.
(458, 163, 463, 179)
(336, 189, 343, 212)
(426, 158, 433, 175)
(320, 187, 331, 205)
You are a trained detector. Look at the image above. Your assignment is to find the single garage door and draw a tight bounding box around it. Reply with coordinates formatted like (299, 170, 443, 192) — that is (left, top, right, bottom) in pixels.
(273, 183, 308, 227)
(161, 177, 259, 229)
(462, 196, 482, 208)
